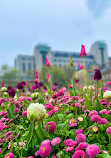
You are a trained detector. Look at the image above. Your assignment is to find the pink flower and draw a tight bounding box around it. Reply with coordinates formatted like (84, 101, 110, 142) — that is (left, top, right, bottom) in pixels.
(63, 139, 74, 147)
(89, 110, 98, 117)
(76, 129, 83, 135)
(75, 134, 86, 144)
(14, 108, 19, 113)
(54, 106, 59, 112)
(69, 123, 77, 127)
(106, 82, 111, 85)
(0, 148, 2, 153)
(78, 62, 83, 69)
(19, 142, 25, 146)
(39, 144, 51, 157)
(51, 137, 61, 146)
(45, 57, 50, 67)
(65, 146, 74, 152)
(75, 142, 88, 151)
(22, 110, 27, 117)
(106, 126, 111, 134)
(1, 81, 4, 87)
(0, 123, 7, 131)
(86, 144, 100, 158)
(5, 131, 13, 138)
(35, 150, 39, 156)
(46, 121, 57, 133)
(80, 45, 86, 57)
(5, 153, 14, 158)
(35, 70, 39, 78)
(45, 103, 54, 110)
(41, 139, 50, 146)
(72, 150, 86, 158)
(92, 126, 98, 132)
(99, 109, 107, 114)
(90, 115, 101, 122)
(98, 118, 108, 124)
(7, 135, 13, 141)
(51, 156, 57, 158)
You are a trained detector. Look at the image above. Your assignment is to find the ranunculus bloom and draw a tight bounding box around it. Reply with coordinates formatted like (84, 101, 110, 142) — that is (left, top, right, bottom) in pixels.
(39, 144, 51, 157)
(72, 150, 86, 158)
(46, 121, 57, 133)
(106, 126, 111, 134)
(22, 110, 27, 117)
(80, 45, 86, 57)
(51, 137, 61, 146)
(5, 153, 14, 158)
(86, 144, 100, 158)
(94, 69, 102, 81)
(75, 134, 86, 144)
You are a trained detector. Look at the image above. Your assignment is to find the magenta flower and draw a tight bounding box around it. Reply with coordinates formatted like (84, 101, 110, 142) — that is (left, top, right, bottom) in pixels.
(39, 144, 51, 157)
(88, 110, 98, 117)
(76, 129, 83, 135)
(0, 148, 2, 153)
(75, 133, 86, 144)
(45, 103, 54, 110)
(65, 146, 74, 152)
(63, 139, 74, 147)
(41, 139, 50, 146)
(106, 126, 111, 134)
(86, 144, 100, 158)
(99, 109, 107, 114)
(5, 131, 13, 138)
(51, 137, 61, 146)
(35, 70, 39, 78)
(75, 142, 88, 151)
(72, 150, 86, 158)
(90, 115, 101, 122)
(5, 153, 14, 158)
(80, 45, 87, 57)
(35, 150, 39, 156)
(46, 121, 57, 133)
(98, 118, 108, 124)
(45, 57, 50, 67)
(22, 110, 27, 117)
(78, 62, 83, 69)
(51, 156, 57, 158)
(19, 142, 25, 146)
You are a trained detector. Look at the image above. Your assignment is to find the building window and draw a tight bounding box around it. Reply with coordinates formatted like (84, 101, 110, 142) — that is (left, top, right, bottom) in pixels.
(22, 63, 26, 72)
(28, 63, 31, 70)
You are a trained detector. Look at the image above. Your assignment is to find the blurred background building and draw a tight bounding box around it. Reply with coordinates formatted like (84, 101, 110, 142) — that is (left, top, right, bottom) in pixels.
(15, 40, 110, 80)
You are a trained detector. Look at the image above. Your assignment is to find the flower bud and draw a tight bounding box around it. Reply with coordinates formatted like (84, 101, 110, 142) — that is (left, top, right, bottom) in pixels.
(31, 92, 39, 100)
(1, 87, 7, 92)
(94, 69, 102, 81)
(27, 103, 46, 121)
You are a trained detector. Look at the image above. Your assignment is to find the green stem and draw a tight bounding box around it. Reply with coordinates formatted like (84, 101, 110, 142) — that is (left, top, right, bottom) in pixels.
(96, 81, 99, 99)
(83, 58, 88, 87)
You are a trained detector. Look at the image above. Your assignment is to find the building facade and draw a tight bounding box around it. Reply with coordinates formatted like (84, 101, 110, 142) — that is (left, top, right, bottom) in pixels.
(15, 41, 110, 80)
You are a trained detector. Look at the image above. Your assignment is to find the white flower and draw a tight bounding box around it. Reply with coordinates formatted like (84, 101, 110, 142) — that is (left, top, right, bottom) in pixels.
(103, 90, 111, 99)
(27, 103, 46, 121)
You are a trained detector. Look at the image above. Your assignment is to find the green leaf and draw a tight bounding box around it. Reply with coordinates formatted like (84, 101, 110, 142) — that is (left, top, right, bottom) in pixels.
(7, 103, 16, 119)
(26, 125, 33, 148)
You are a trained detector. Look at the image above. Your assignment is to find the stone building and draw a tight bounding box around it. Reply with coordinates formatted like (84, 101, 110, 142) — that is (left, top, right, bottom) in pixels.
(15, 40, 110, 80)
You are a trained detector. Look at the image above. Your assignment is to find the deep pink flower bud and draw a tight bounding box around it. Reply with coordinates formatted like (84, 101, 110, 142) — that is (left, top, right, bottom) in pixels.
(80, 45, 86, 57)
(78, 62, 83, 69)
(90, 115, 101, 122)
(45, 57, 50, 67)
(72, 150, 86, 158)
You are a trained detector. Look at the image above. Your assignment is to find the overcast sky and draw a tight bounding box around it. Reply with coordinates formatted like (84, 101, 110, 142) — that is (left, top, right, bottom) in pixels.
(0, 0, 111, 67)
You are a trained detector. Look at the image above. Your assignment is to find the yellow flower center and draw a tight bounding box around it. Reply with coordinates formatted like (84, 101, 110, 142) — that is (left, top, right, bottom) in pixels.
(54, 107, 58, 110)
(43, 147, 46, 151)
